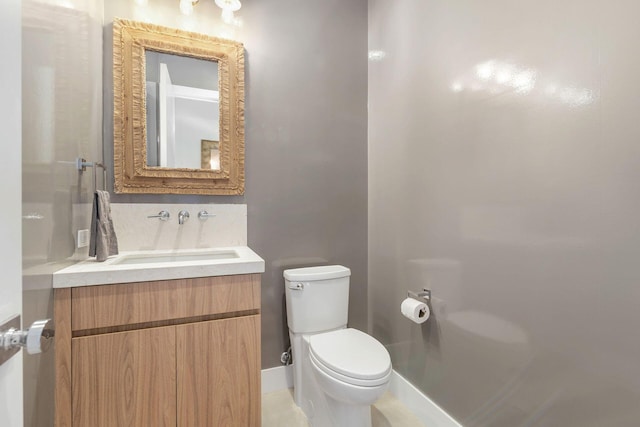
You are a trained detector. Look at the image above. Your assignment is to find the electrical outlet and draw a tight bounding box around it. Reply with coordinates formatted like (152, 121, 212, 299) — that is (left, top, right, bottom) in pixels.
(77, 229, 90, 248)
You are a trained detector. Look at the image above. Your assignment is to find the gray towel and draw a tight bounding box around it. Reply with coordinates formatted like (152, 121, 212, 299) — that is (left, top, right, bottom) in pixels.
(89, 190, 119, 262)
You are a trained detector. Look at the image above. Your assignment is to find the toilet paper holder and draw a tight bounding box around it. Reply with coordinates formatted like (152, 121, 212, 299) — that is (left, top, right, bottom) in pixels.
(408, 288, 431, 304)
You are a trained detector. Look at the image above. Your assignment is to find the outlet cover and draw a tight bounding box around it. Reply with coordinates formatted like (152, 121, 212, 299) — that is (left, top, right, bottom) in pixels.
(77, 229, 90, 248)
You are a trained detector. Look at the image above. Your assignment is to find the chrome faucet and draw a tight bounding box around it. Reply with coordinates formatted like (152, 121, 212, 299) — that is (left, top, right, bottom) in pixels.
(178, 210, 190, 225)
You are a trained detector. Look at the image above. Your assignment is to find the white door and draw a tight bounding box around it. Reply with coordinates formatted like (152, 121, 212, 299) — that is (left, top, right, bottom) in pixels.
(0, 0, 24, 426)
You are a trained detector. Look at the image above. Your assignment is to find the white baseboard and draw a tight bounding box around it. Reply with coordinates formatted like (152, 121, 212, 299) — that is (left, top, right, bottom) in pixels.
(389, 370, 462, 427)
(261, 366, 461, 426)
(261, 365, 294, 394)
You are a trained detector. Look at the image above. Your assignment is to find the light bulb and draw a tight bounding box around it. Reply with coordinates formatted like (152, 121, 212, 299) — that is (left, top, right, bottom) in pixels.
(215, 0, 242, 11)
(180, 0, 194, 15)
(215, 0, 241, 23)
(135, 0, 148, 5)
(221, 8, 234, 23)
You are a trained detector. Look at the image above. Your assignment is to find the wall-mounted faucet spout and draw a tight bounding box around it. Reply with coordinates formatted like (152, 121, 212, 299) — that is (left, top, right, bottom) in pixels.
(178, 210, 190, 225)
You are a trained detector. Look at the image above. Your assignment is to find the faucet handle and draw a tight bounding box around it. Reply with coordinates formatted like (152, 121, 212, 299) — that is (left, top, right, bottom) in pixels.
(147, 210, 170, 221)
(198, 210, 216, 220)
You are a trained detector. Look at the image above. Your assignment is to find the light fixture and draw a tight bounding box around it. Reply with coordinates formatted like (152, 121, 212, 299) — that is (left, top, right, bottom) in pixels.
(179, 0, 199, 16)
(215, 0, 241, 24)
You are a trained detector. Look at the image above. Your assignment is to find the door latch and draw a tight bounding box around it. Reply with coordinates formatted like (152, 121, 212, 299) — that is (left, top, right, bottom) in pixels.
(0, 315, 54, 366)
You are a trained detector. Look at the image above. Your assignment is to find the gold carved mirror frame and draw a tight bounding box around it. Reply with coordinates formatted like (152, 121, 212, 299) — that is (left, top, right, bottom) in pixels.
(113, 18, 245, 195)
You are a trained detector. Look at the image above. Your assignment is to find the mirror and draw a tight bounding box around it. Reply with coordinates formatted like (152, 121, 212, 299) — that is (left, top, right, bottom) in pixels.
(113, 18, 245, 195)
(145, 51, 220, 170)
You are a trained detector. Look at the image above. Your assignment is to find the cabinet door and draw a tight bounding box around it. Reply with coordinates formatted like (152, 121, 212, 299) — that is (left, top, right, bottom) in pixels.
(177, 315, 261, 426)
(72, 326, 176, 427)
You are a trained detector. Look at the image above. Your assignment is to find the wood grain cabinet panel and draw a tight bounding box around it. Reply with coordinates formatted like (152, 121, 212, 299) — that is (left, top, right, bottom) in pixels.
(54, 288, 72, 427)
(71, 326, 177, 427)
(56, 274, 261, 427)
(71, 274, 261, 331)
(177, 315, 261, 427)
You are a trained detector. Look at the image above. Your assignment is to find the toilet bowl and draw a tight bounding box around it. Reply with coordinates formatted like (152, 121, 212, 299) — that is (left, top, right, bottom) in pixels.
(310, 328, 391, 403)
(284, 266, 392, 427)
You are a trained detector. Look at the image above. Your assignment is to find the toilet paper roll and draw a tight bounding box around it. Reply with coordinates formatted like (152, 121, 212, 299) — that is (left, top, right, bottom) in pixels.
(401, 298, 430, 324)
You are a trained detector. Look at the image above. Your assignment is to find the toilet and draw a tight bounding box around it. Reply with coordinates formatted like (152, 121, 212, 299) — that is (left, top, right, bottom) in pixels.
(284, 265, 392, 427)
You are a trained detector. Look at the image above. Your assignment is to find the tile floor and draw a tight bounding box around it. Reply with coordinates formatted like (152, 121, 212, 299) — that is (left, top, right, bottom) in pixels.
(262, 389, 427, 427)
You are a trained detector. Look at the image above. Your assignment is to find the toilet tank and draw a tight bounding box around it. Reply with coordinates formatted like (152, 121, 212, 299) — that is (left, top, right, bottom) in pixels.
(284, 265, 351, 334)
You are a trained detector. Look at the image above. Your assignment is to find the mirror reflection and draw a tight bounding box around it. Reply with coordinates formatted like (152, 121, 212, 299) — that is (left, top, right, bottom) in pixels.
(144, 50, 219, 170)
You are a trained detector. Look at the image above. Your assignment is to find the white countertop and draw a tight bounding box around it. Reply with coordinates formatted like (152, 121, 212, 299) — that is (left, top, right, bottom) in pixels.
(53, 246, 265, 288)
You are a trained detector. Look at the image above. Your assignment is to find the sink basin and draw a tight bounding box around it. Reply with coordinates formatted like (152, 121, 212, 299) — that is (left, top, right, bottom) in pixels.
(112, 249, 239, 265)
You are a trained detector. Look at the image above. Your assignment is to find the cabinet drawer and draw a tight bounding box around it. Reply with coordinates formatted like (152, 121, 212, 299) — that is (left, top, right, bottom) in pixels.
(71, 274, 261, 331)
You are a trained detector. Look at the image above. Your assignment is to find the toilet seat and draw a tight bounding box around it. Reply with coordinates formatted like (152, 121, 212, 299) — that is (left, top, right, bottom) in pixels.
(309, 328, 392, 387)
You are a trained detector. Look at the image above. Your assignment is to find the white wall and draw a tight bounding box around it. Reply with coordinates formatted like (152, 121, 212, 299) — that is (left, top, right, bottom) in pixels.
(0, 0, 23, 425)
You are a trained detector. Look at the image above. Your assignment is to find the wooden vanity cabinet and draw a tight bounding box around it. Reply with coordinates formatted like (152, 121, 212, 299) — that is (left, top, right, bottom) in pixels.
(54, 274, 261, 427)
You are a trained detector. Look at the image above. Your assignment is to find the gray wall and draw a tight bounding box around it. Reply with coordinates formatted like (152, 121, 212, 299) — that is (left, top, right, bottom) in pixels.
(243, 0, 368, 369)
(21, 1, 104, 425)
(104, 0, 369, 368)
(369, 0, 640, 425)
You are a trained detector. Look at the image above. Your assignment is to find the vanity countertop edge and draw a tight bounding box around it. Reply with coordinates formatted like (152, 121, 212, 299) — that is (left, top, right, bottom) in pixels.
(52, 246, 265, 288)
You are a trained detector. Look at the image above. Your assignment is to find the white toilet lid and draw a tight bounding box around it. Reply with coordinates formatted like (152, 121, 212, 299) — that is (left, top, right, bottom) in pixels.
(309, 328, 391, 381)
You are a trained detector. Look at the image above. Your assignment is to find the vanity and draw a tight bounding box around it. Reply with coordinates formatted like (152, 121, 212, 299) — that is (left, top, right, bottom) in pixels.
(52, 247, 265, 427)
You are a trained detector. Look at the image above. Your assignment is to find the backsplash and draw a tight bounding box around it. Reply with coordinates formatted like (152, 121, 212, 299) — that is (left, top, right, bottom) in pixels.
(110, 203, 247, 251)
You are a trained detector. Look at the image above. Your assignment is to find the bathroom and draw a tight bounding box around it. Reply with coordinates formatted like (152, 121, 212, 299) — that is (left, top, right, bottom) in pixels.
(1, 0, 640, 425)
